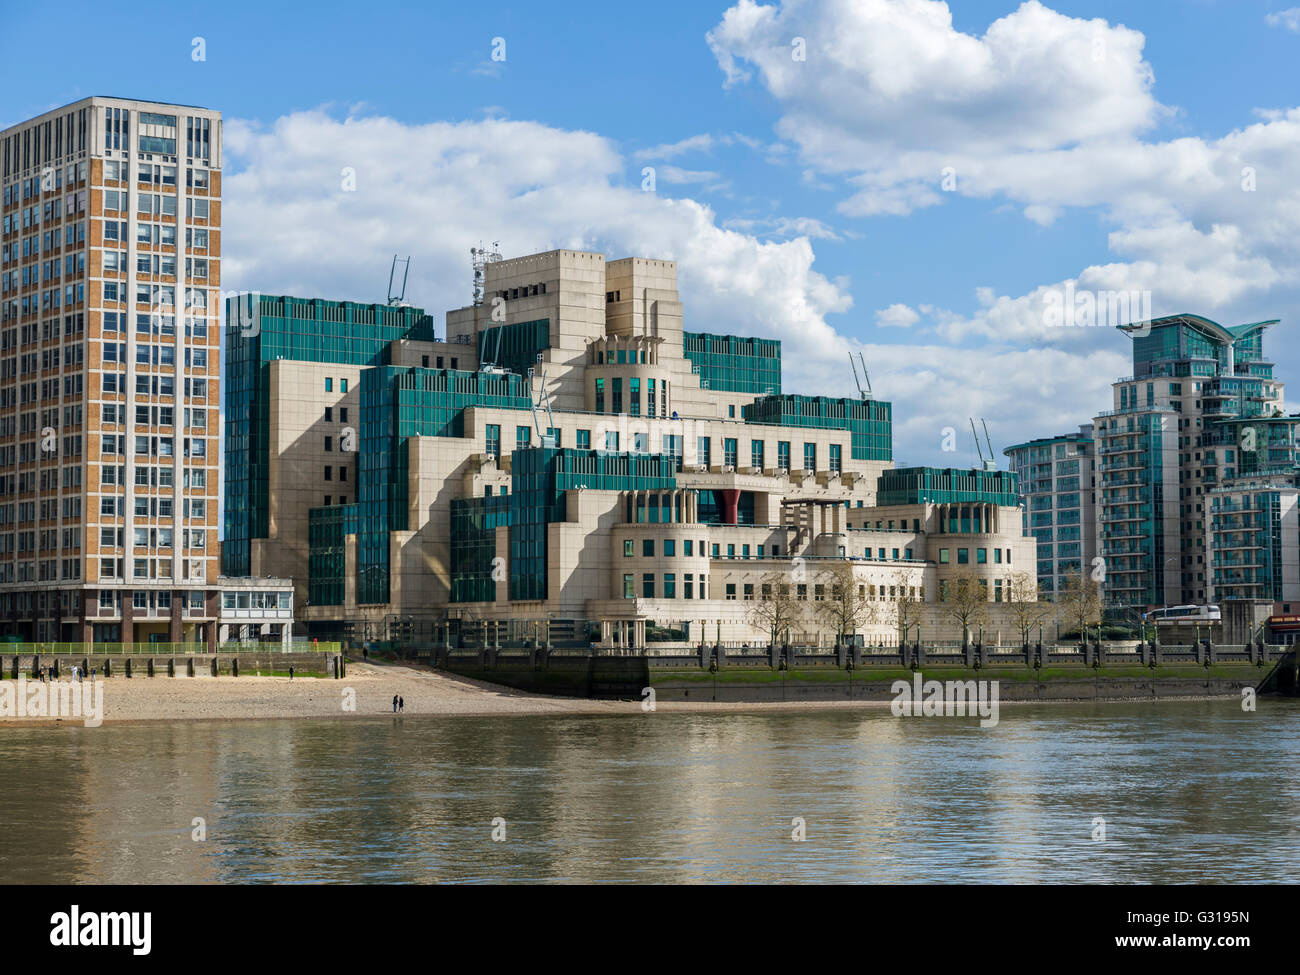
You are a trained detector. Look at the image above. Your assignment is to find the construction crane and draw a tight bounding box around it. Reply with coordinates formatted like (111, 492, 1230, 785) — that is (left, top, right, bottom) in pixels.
(970, 417, 998, 472)
(386, 255, 410, 306)
(529, 356, 557, 447)
(849, 352, 873, 400)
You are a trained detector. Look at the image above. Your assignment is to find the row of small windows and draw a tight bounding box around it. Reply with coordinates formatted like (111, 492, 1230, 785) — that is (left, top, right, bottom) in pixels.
(937, 548, 1013, 565)
(623, 538, 785, 560)
(497, 283, 546, 301)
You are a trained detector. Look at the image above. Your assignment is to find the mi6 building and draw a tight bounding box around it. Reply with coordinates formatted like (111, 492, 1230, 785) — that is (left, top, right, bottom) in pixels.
(224, 249, 1036, 647)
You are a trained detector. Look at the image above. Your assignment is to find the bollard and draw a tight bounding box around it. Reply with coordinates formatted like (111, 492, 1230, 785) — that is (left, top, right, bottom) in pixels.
(10, 656, 17, 680)
(125, 658, 132, 679)
(232, 658, 239, 677)
(147, 658, 155, 678)
(51, 658, 59, 679)
(104, 658, 112, 678)
(81, 658, 89, 679)
(211, 657, 218, 677)
(168, 658, 175, 678)
(187, 657, 195, 678)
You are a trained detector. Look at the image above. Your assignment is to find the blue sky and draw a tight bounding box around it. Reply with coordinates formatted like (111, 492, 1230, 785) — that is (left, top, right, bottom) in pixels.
(7, 0, 1300, 468)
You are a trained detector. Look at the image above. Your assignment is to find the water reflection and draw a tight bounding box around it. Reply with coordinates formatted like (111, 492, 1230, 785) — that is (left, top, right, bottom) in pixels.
(1, 700, 1297, 883)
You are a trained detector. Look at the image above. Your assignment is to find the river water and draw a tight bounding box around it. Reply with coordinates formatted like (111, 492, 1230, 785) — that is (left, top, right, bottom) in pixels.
(2, 699, 1297, 883)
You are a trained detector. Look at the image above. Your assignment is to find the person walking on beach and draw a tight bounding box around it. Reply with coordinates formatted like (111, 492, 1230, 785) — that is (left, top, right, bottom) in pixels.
(289, 665, 294, 681)
(392, 694, 399, 713)
(398, 696, 405, 713)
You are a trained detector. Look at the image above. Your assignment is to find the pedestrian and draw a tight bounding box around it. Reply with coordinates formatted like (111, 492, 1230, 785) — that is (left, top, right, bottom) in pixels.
(399, 695, 405, 712)
(289, 665, 294, 681)
(392, 694, 398, 713)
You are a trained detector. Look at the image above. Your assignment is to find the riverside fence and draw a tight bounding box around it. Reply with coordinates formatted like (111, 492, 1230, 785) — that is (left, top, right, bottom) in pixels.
(0, 641, 340, 656)
(422, 639, 1288, 699)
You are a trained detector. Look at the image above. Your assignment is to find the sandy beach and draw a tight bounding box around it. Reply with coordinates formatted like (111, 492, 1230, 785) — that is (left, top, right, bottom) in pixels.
(0, 660, 904, 726)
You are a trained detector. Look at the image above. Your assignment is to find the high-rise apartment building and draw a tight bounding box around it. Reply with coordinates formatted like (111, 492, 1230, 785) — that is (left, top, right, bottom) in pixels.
(1092, 314, 1299, 608)
(0, 97, 224, 643)
(1003, 424, 1098, 598)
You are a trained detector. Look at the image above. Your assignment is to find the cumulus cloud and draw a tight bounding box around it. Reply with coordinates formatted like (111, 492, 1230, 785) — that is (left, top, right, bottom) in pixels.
(708, 0, 1300, 363)
(221, 108, 850, 382)
(216, 104, 1170, 464)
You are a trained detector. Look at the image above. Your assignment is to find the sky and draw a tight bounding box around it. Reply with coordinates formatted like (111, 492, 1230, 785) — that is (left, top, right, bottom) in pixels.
(6, 0, 1300, 468)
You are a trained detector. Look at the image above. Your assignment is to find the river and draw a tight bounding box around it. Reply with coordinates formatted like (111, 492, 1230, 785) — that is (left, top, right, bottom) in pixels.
(2, 699, 1296, 883)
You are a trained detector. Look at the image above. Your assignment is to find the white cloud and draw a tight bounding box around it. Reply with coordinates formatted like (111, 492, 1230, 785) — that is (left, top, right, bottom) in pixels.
(657, 165, 726, 187)
(724, 214, 843, 240)
(875, 303, 919, 328)
(222, 108, 850, 382)
(633, 134, 715, 160)
(851, 342, 1129, 467)
(1266, 7, 1300, 31)
(708, 0, 1300, 362)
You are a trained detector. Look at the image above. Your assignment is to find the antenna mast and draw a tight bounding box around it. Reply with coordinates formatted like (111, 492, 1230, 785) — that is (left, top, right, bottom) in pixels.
(470, 240, 502, 306)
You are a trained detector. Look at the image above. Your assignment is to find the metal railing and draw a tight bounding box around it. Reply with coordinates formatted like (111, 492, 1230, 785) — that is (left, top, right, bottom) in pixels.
(0, 641, 340, 656)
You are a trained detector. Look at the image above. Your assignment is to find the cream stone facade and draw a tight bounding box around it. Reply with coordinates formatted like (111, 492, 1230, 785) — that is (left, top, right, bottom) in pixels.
(232, 249, 1038, 646)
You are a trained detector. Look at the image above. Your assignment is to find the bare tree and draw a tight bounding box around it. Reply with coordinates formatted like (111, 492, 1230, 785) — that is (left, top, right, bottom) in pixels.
(940, 568, 988, 645)
(746, 572, 807, 647)
(814, 563, 877, 647)
(1059, 572, 1104, 644)
(1007, 570, 1051, 647)
(890, 569, 925, 646)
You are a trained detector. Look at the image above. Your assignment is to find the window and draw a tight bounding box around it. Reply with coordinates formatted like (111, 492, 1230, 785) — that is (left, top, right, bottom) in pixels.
(664, 539, 675, 557)
(324, 466, 333, 481)
(939, 548, 950, 564)
(751, 441, 765, 468)
(642, 539, 654, 557)
(623, 574, 634, 599)
(664, 573, 676, 598)
(516, 426, 530, 448)
(324, 436, 333, 452)
(485, 424, 501, 457)
(576, 429, 591, 450)
(642, 573, 655, 598)
(957, 548, 969, 564)
(803, 442, 816, 471)
(325, 378, 333, 392)
(624, 539, 633, 557)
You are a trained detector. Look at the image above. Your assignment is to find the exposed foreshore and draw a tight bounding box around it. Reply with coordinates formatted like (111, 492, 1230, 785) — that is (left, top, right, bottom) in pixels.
(0, 657, 1275, 727)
